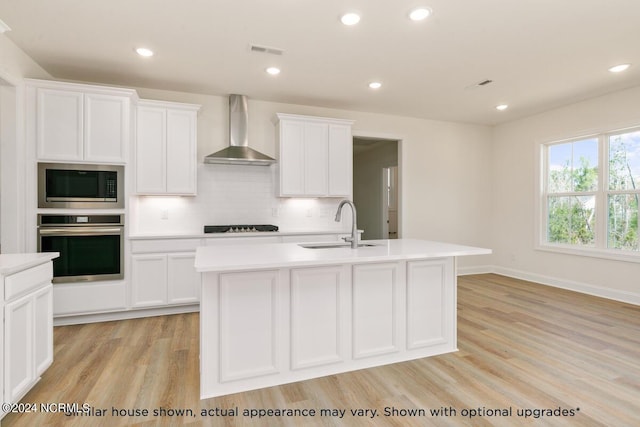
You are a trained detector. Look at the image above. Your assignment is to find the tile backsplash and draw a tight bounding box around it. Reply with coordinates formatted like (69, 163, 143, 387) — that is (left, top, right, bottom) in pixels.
(129, 164, 352, 235)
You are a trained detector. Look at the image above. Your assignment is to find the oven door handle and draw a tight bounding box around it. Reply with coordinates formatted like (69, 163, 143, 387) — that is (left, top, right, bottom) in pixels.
(38, 227, 123, 235)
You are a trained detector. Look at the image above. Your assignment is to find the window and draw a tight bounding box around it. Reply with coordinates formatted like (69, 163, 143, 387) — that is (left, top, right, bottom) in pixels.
(541, 127, 640, 258)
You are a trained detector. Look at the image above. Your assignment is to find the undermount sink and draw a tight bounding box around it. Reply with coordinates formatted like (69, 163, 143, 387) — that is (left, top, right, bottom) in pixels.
(299, 242, 378, 249)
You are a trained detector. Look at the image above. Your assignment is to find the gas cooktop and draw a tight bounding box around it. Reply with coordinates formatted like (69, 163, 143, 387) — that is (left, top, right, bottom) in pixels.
(203, 224, 279, 233)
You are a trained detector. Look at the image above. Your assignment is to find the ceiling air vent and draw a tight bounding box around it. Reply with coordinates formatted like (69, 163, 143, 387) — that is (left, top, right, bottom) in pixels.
(249, 44, 284, 56)
(464, 79, 494, 91)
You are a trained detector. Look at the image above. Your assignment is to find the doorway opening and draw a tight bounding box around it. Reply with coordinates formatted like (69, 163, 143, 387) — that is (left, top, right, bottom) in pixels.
(353, 137, 399, 240)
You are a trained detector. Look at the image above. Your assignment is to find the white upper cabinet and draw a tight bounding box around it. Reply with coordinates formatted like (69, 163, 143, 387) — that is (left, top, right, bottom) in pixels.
(84, 93, 130, 162)
(135, 105, 166, 193)
(36, 89, 84, 161)
(276, 113, 354, 197)
(29, 80, 136, 163)
(135, 100, 200, 195)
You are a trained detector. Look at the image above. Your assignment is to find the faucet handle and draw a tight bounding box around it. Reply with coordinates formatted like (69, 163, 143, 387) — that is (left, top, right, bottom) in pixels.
(342, 236, 353, 243)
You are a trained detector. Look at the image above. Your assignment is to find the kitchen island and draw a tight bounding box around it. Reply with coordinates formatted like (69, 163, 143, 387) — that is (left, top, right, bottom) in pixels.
(194, 239, 490, 399)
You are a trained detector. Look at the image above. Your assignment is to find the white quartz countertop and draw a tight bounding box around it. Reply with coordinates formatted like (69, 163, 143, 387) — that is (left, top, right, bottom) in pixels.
(129, 230, 353, 240)
(195, 238, 491, 272)
(0, 252, 59, 276)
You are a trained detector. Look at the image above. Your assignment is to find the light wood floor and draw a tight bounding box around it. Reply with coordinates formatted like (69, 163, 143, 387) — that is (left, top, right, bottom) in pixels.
(4, 274, 639, 426)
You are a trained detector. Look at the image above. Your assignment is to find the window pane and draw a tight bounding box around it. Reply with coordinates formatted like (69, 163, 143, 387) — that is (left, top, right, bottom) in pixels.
(547, 138, 598, 193)
(548, 196, 596, 246)
(548, 144, 572, 193)
(573, 139, 598, 192)
(609, 130, 640, 191)
(548, 196, 571, 243)
(608, 194, 639, 251)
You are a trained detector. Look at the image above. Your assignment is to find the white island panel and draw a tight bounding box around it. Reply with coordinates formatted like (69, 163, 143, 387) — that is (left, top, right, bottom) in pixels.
(407, 258, 452, 349)
(219, 270, 280, 382)
(352, 262, 401, 359)
(290, 265, 348, 370)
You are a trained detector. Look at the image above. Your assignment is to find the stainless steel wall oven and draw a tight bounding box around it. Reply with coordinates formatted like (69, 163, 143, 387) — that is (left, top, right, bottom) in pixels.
(38, 163, 124, 209)
(37, 214, 124, 283)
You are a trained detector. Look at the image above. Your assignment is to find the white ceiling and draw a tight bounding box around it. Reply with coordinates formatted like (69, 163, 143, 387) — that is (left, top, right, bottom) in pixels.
(1, 0, 639, 125)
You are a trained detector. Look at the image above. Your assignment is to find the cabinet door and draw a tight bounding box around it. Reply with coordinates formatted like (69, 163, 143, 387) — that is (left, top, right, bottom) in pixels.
(279, 120, 306, 196)
(303, 122, 329, 196)
(406, 259, 452, 349)
(290, 265, 348, 370)
(218, 270, 280, 382)
(352, 263, 401, 359)
(167, 253, 200, 304)
(166, 109, 197, 194)
(131, 254, 168, 307)
(4, 295, 34, 403)
(84, 93, 129, 163)
(36, 88, 84, 161)
(34, 284, 54, 376)
(136, 106, 167, 193)
(328, 123, 352, 196)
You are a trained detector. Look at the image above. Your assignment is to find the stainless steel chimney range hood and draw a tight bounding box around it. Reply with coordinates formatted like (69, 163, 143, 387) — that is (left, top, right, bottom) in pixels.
(204, 94, 276, 166)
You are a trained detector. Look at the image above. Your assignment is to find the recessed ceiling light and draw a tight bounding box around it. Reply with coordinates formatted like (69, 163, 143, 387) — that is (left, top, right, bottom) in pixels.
(496, 104, 509, 111)
(265, 67, 281, 75)
(608, 63, 631, 73)
(409, 8, 432, 21)
(341, 13, 361, 26)
(135, 47, 154, 57)
(0, 18, 11, 33)
(368, 82, 382, 89)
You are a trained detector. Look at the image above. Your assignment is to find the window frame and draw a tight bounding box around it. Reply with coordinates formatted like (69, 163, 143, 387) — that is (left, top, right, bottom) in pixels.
(537, 126, 640, 263)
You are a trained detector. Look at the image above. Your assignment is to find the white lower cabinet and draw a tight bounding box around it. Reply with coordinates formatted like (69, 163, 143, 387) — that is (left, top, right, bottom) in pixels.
(2, 261, 55, 418)
(4, 294, 34, 404)
(131, 253, 199, 308)
(167, 253, 200, 305)
(33, 286, 54, 376)
(53, 281, 127, 317)
(131, 254, 168, 307)
(5, 285, 53, 402)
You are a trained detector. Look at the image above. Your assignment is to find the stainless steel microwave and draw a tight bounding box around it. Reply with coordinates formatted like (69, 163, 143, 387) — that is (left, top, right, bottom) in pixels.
(38, 163, 124, 209)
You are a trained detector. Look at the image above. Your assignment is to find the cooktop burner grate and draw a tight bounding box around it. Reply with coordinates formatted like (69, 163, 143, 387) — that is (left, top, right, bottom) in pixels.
(204, 224, 279, 233)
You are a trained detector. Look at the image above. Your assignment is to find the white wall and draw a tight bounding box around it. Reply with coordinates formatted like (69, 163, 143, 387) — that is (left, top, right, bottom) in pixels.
(491, 85, 640, 303)
(0, 35, 51, 252)
(0, 35, 50, 81)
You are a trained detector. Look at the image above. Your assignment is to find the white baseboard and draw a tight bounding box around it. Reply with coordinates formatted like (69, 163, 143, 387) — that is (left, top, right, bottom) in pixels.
(53, 304, 199, 326)
(457, 265, 494, 276)
(486, 265, 640, 306)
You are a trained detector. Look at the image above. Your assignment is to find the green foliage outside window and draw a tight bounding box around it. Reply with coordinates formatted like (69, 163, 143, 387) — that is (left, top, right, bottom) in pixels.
(608, 135, 639, 250)
(547, 157, 597, 246)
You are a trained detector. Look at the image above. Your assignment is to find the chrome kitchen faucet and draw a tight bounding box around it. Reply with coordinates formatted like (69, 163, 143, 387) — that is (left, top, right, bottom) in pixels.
(334, 200, 359, 249)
